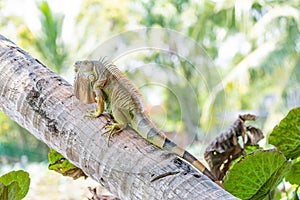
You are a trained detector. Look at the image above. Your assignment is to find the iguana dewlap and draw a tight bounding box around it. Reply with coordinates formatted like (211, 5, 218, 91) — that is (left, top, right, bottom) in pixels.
(73, 60, 219, 184)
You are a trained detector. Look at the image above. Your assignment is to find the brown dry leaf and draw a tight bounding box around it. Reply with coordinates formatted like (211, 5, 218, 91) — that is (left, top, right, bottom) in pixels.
(204, 114, 264, 180)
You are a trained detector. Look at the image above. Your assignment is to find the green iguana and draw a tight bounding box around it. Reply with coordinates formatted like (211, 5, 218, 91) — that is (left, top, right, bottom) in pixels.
(73, 59, 220, 185)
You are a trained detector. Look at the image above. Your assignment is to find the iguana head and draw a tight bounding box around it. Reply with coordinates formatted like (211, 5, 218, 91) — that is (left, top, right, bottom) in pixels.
(74, 60, 102, 104)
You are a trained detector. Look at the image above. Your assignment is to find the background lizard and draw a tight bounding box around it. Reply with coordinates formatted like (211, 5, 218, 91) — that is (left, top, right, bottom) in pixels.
(73, 59, 220, 185)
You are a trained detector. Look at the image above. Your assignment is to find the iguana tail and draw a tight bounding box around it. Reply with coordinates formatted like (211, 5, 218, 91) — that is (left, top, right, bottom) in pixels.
(131, 112, 218, 182)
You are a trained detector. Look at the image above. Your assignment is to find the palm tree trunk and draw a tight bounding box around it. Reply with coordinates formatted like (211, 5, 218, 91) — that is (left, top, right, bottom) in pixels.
(0, 34, 238, 200)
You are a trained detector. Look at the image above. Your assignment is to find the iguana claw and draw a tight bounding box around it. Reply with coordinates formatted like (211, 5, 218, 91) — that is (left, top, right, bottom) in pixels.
(102, 123, 124, 145)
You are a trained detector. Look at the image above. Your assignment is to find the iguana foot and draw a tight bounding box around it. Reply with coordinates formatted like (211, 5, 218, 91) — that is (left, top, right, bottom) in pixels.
(102, 123, 124, 145)
(84, 97, 104, 118)
(85, 107, 102, 118)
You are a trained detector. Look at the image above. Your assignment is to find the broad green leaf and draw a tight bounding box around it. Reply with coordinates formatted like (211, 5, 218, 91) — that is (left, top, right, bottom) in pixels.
(48, 148, 86, 179)
(48, 148, 65, 165)
(48, 148, 77, 173)
(268, 107, 300, 159)
(0, 181, 20, 200)
(285, 161, 300, 185)
(0, 170, 30, 199)
(223, 150, 291, 200)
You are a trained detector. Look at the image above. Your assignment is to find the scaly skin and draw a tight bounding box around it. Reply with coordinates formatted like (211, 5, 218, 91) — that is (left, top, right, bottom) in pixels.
(74, 59, 220, 185)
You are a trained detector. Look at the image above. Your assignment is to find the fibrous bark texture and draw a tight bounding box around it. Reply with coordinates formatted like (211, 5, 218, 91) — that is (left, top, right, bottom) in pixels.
(0, 34, 239, 200)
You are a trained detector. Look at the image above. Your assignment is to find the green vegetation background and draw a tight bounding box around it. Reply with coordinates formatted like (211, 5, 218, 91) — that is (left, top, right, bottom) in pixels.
(0, 0, 299, 199)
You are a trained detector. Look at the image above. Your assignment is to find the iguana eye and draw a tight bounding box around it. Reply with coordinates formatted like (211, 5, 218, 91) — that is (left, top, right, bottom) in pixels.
(88, 74, 95, 81)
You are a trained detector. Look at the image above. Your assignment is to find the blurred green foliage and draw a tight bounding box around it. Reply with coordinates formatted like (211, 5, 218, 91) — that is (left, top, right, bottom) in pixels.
(0, 112, 48, 163)
(0, 0, 300, 198)
(35, 1, 67, 74)
(17, 1, 67, 74)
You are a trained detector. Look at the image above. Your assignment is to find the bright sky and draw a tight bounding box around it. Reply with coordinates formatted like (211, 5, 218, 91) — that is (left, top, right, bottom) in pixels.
(2, 0, 82, 44)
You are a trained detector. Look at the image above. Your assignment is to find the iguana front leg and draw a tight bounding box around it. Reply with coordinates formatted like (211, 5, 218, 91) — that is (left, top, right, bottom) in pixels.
(86, 88, 104, 118)
(85, 78, 107, 118)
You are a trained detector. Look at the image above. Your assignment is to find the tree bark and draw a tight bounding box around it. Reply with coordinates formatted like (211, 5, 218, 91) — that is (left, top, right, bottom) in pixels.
(0, 34, 238, 200)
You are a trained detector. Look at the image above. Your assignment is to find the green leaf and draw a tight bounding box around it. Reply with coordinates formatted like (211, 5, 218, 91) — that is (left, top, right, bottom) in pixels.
(0, 170, 30, 199)
(47, 149, 86, 179)
(268, 107, 300, 159)
(48, 148, 64, 165)
(223, 150, 291, 200)
(0, 181, 20, 200)
(48, 148, 77, 174)
(286, 161, 300, 185)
